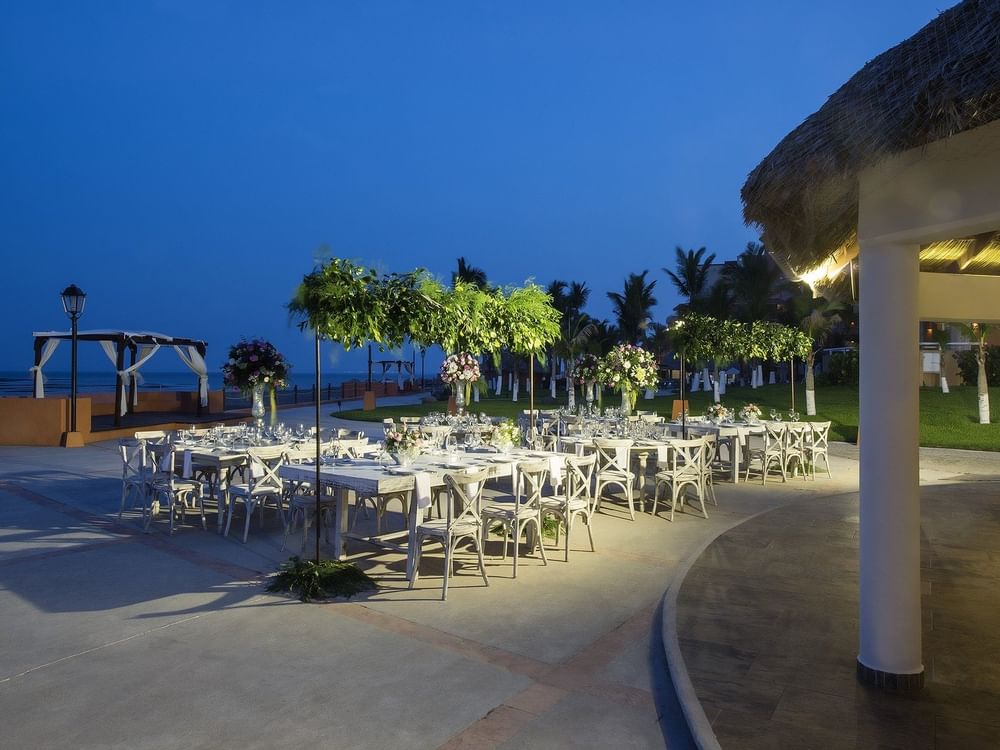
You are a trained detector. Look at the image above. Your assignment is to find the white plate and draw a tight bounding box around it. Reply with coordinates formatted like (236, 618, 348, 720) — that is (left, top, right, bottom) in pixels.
(386, 467, 419, 475)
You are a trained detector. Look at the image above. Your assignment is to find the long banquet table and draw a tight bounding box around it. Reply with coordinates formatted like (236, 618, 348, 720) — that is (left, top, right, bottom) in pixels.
(279, 448, 566, 579)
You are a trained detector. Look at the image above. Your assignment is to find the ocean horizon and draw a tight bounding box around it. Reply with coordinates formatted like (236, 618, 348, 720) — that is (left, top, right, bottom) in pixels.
(0, 370, 397, 398)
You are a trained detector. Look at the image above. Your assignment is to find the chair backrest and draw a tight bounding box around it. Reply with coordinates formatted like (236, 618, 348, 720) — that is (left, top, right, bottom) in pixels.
(382, 419, 396, 437)
(810, 421, 831, 452)
(784, 423, 808, 453)
(701, 433, 719, 467)
(119, 439, 147, 482)
(564, 453, 597, 508)
(763, 423, 786, 452)
(247, 446, 287, 490)
(670, 438, 706, 477)
(639, 414, 664, 424)
(444, 467, 491, 526)
(592, 439, 632, 474)
(515, 459, 549, 509)
(135, 429, 169, 444)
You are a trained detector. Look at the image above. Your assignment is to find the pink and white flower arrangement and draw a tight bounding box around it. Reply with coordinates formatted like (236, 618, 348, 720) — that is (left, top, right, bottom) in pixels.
(573, 353, 600, 384)
(222, 338, 290, 394)
(439, 352, 481, 385)
(384, 428, 422, 454)
(596, 344, 658, 393)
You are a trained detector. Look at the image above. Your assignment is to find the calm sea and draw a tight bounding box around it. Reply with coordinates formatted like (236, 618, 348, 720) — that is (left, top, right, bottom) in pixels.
(0, 370, 375, 397)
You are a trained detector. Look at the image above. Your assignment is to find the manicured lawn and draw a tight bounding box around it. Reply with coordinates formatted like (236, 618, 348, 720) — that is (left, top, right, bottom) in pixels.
(338, 384, 1000, 452)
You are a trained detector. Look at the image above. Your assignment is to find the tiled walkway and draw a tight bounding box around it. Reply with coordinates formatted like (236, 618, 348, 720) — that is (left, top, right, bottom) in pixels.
(677, 464, 1000, 749)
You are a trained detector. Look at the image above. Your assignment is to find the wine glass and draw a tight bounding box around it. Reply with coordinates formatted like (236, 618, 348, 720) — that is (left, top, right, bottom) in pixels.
(769, 409, 778, 422)
(446, 434, 458, 455)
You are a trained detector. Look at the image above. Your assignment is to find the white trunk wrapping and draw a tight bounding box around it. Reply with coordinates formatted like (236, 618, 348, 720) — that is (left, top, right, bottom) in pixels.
(806, 389, 816, 416)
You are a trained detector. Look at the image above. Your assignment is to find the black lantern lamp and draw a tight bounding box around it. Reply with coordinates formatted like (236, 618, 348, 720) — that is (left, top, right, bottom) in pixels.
(60, 284, 86, 439)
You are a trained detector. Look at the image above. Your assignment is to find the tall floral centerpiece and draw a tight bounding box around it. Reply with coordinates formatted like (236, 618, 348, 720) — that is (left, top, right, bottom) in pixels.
(597, 344, 658, 415)
(439, 352, 480, 414)
(574, 353, 600, 411)
(222, 338, 291, 425)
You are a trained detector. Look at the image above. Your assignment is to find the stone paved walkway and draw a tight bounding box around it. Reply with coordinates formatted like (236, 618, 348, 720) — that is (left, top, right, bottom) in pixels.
(675, 449, 1000, 749)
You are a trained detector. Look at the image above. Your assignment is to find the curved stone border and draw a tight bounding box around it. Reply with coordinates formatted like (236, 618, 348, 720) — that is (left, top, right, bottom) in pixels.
(659, 528, 728, 750)
(658, 492, 863, 749)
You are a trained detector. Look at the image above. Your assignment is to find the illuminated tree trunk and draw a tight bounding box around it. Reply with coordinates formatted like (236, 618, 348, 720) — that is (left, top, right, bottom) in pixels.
(805, 351, 817, 416)
(977, 344, 990, 424)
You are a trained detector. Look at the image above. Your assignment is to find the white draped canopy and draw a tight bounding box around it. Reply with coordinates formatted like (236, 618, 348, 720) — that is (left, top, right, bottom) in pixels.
(31, 329, 209, 420)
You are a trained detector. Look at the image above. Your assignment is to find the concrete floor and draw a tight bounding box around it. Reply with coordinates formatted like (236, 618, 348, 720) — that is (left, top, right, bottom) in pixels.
(676, 448, 1000, 749)
(0, 406, 782, 750)
(3, 409, 995, 749)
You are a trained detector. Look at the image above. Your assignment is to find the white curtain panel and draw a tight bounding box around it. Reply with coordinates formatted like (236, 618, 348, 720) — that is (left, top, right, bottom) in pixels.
(30, 339, 61, 398)
(99, 341, 161, 415)
(174, 345, 208, 407)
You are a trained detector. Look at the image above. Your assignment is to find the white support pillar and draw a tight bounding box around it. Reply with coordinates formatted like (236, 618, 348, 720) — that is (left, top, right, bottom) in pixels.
(858, 241, 923, 691)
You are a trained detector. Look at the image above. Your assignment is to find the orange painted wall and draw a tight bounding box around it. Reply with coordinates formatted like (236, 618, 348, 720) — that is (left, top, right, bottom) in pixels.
(0, 397, 92, 446)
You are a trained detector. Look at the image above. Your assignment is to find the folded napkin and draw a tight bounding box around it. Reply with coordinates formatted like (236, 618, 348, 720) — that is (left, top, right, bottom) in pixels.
(548, 455, 564, 490)
(182, 450, 193, 479)
(413, 472, 432, 510)
(160, 452, 171, 472)
(615, 447, 629, 467)
(250, 457, 265, 479)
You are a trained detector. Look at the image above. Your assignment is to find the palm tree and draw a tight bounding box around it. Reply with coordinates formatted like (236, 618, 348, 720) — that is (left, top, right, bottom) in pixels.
(550, 280, 595, 406)
(725, 242, 785, 322)
(664, 246, 716, 312)
(546, 281, 569, 397)
(452, 257, 488, 289)
(607, 271, 658, 345)
(798, 295, 843, 415)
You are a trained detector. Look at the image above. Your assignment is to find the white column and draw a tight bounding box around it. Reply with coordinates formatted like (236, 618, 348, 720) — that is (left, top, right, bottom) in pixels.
(858, 241, 923, 684)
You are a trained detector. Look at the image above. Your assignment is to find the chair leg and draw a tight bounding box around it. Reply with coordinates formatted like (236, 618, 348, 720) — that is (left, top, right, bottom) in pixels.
(408, 537, 423, 588)
(534, 516, 548, 566)
(564, 513, 572, 562)
(584, 512, 596, 551)
(442, 538, 453, 601)
(472, 535, 489, 587)
(242, 499, 254, 543)
(512, 519, 520, 578)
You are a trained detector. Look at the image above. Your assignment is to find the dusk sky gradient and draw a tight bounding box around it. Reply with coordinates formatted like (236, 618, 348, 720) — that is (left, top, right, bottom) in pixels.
(0, 1, 948, 375)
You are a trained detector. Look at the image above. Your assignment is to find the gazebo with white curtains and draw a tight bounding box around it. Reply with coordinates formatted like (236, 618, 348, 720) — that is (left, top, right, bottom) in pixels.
(31, 330, 209, 427)
(742, 0, 1000, 692)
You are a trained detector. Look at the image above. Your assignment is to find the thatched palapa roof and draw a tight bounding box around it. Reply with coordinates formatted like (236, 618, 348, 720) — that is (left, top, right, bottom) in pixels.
(741, 0, 1000, 283)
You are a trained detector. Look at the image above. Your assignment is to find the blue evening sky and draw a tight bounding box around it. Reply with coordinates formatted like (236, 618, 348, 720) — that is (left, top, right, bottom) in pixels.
(0, 0, 948, 375)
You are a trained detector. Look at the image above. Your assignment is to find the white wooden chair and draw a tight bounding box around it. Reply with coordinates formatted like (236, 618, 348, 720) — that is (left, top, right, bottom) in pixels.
(541, 453, 597, 561)
(118, 438, 151, 519)
(409, 468, 491, 600)
(593, 439, 636, 520)
(783, 423, 809, 480)
(134, 429, 170, 444)
(805, 421, 833, 478)
(652, 437, 708, 521)
(146, 446, 206, 534)
(481, 460, 550, 577)
(744, 423, 787, 484)
(224, 446, 287, 542)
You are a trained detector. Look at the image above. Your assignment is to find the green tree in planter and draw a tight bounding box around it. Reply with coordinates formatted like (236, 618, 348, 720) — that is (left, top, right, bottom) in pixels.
(797, 296, 843, 415)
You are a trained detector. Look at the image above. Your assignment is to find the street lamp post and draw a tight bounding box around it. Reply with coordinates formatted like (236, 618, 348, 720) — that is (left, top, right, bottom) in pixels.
(668, 319, 687, 439)
(60, 284, 87, 447)
(420, 346, 426, 390)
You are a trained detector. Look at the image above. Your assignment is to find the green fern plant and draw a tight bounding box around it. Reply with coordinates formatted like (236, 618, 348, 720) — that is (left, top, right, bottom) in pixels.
(267, 556, 377, 602)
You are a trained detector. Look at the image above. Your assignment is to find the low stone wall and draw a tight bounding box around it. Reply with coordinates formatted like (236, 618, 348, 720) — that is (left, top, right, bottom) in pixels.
(0, 396, 92, 446)
(88, 390, 224, 417)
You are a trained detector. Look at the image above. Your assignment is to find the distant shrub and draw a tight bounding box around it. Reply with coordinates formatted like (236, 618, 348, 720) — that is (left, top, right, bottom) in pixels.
(953, 346, 1000, 385)
(822, 350, 858, 386)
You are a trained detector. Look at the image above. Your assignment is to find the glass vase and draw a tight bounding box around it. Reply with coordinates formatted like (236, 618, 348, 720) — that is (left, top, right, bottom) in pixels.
(621, 387, 636, 415)
(455, 382, 466, 415)
(251, 384, 266, 424)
